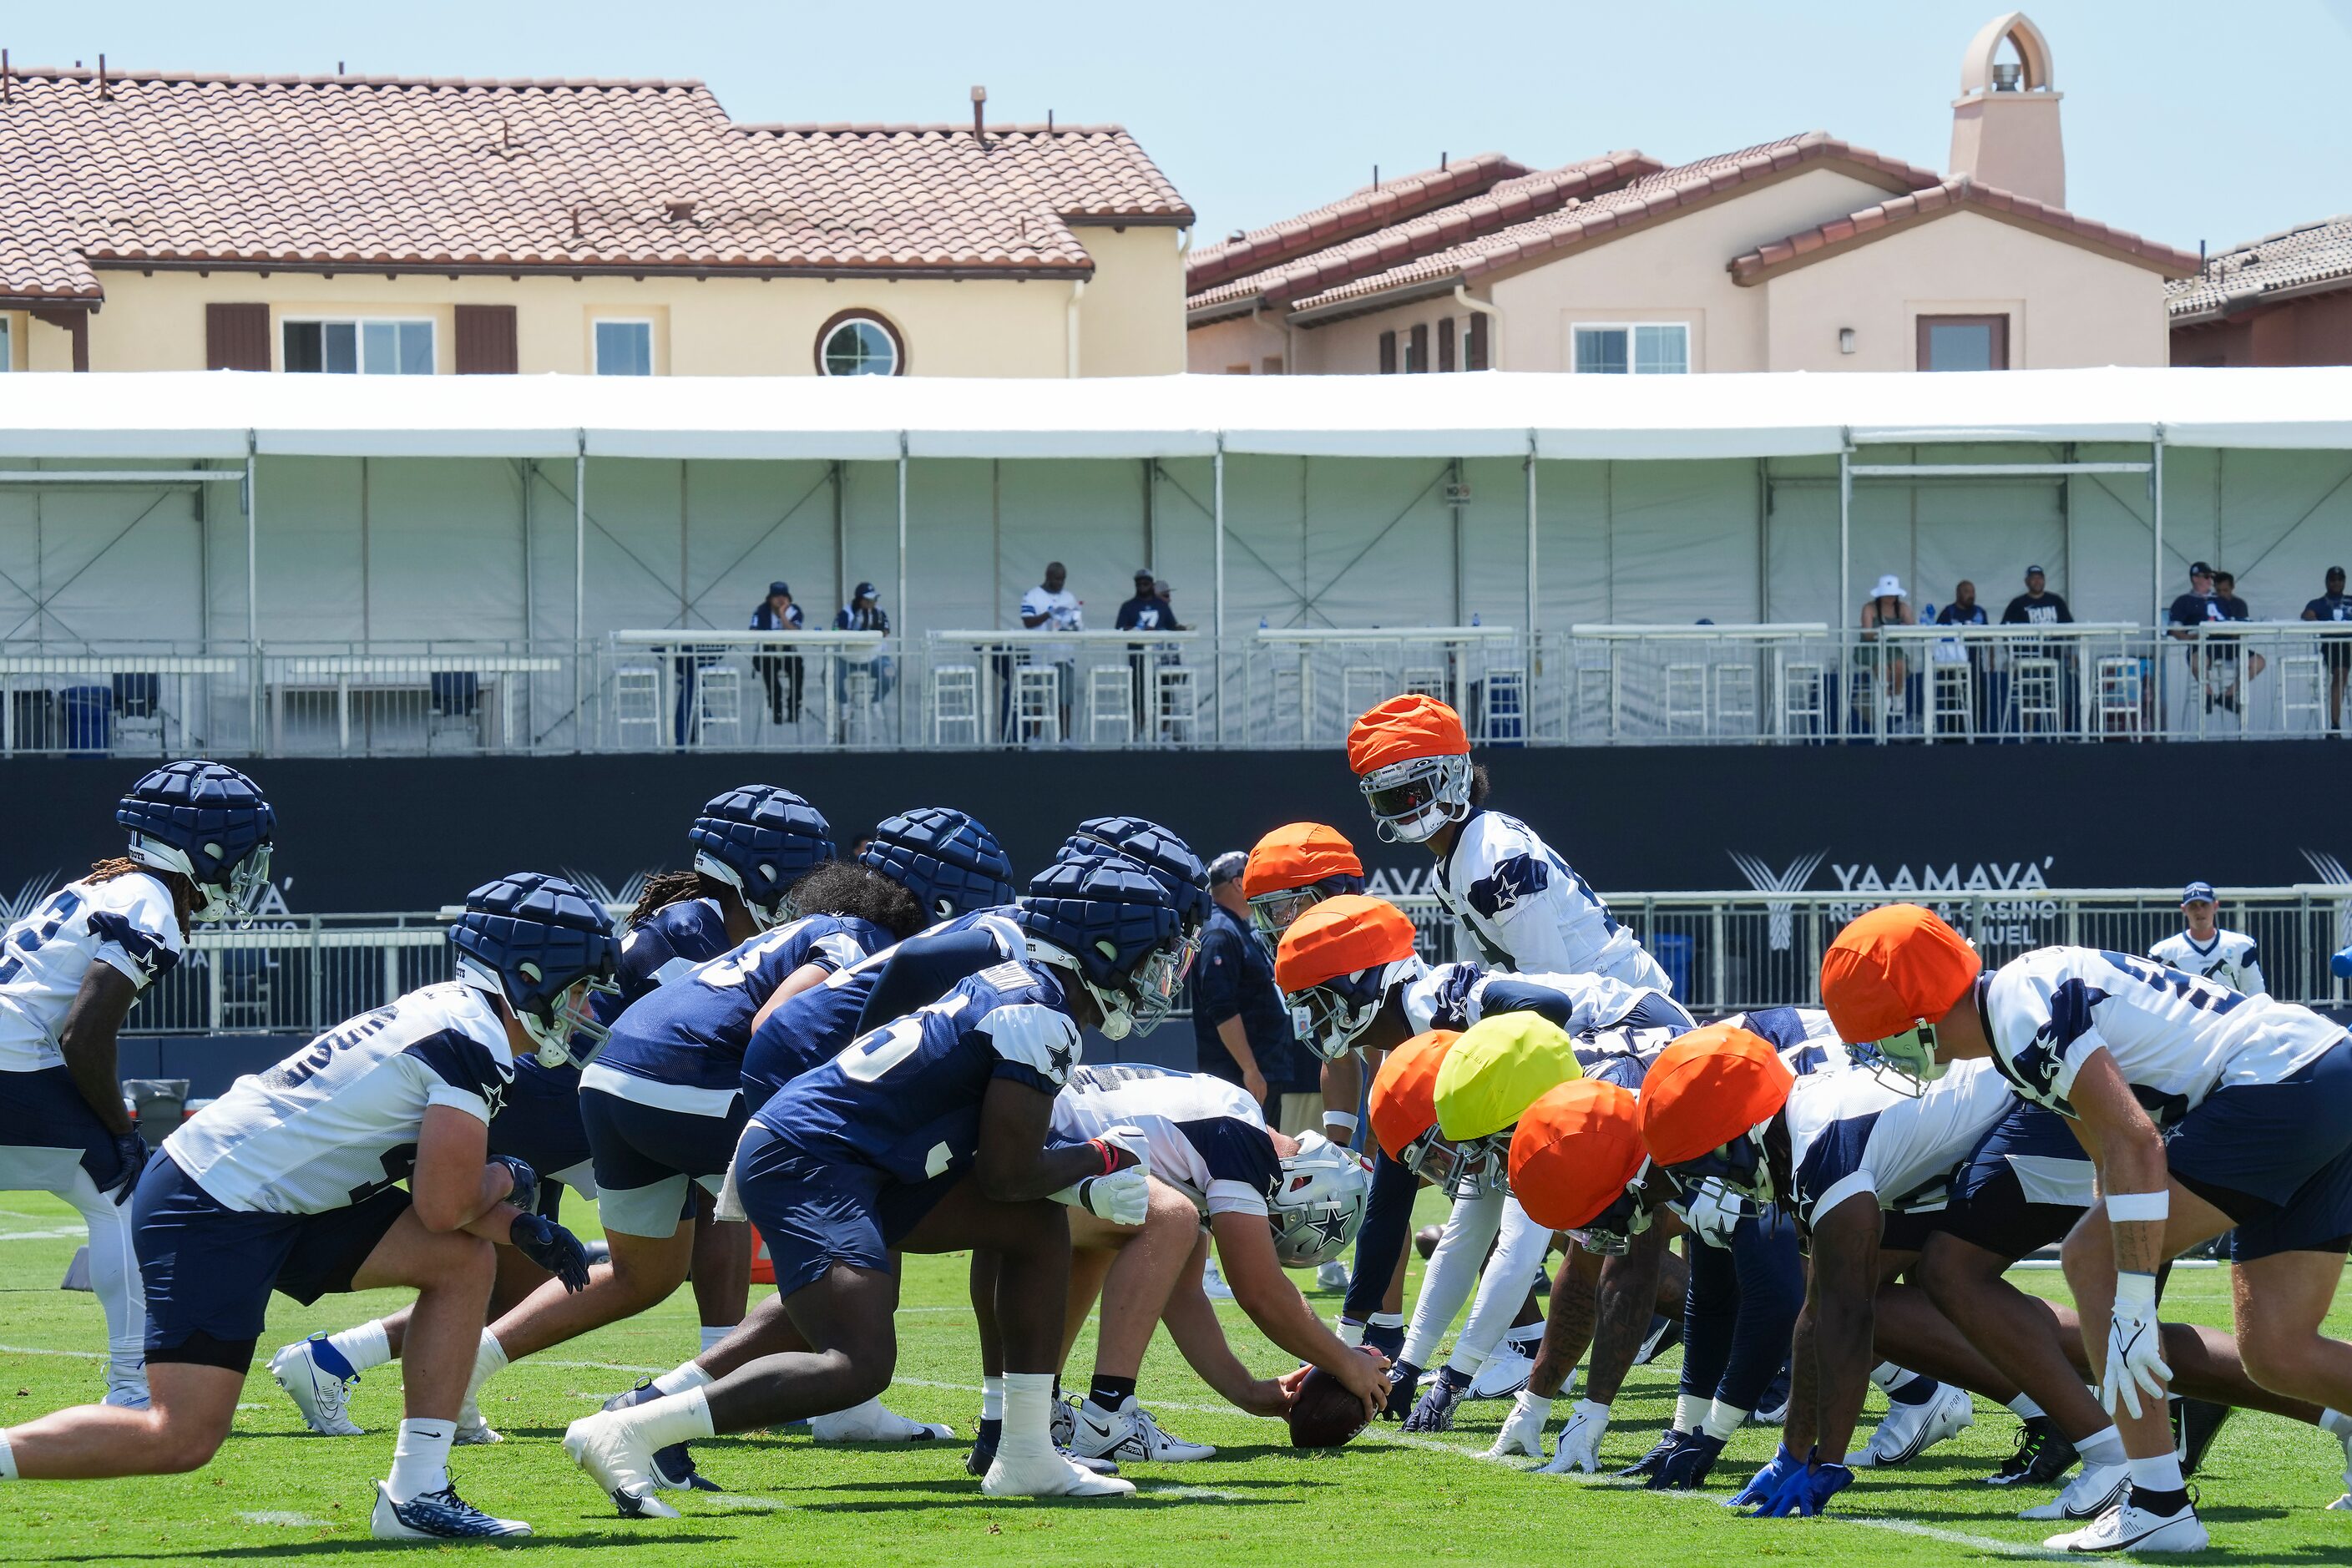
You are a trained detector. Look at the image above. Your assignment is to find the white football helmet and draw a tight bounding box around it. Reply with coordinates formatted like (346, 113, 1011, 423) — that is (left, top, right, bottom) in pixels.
(1358, 753, 1473, 845)
(1270, 1131, 1371, 1267)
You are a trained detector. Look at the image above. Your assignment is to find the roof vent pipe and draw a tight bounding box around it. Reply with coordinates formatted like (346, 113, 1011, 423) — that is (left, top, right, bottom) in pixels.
(970, 84, 986, 148)
(1991, 60, 2022, 91)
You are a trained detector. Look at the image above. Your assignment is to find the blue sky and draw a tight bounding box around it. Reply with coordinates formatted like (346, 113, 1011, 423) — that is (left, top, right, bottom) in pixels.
(18, 2, 2350, 250)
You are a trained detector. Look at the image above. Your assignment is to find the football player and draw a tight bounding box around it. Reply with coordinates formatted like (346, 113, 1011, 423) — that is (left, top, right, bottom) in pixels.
(1821, 905, 2352, 1552)
(1242, 821, 1369, 1178)
(561, 852, 1186, 1511)
(272, 784, 840, 1440)
(2148, 881, 2265, 995)
(0, 873, 606, 1540)
(1345, 695, 1671, 989)
(0, 761, 274, 1410)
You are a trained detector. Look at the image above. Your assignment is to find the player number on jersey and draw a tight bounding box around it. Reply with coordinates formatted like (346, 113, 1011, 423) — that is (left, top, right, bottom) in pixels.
(837, 1015, 926, 1084)
(0, 888, 83, 984)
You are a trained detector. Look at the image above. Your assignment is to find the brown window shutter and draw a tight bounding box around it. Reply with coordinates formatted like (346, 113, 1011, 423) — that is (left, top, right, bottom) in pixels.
(205, 303, 271, 371)
(1409, 322, 1429, 373)
(1378, 330, 1398, 375)
(1466, 312, 1489, 371)
(454, 305, 518, 374)
(1438, 317, 1457, 373)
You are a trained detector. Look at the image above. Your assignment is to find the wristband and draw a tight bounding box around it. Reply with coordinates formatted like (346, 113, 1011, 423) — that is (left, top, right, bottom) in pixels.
(1089, 1138, 1121, 1176)
(2114, 1269, 2158, 1309)
(2106, 1190, 2169, 1223)
(1335, 1318, 1367, 1348)
(1323, 1111, 1360, 1135)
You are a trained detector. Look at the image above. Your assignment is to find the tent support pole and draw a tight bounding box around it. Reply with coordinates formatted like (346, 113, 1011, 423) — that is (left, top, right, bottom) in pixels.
(2150, 432, 2164, 631)
(1837, 441, 1852, 649)
(574, 434, 586, 748)
(1524, 434, 1538, 683)
(1214, 439, 1227, 746)
(245, 435, 258, 750)
(897, 434, 909, 743)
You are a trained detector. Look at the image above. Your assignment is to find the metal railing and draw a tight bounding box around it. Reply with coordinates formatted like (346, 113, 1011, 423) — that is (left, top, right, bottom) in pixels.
(126, 915, 458, 1036)
(7, 620, 2349, 756)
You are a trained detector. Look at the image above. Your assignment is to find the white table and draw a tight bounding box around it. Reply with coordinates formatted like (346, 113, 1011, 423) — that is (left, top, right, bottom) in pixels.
(266, 655, 561, 754)
(609, 630, 887, 745)
(1252, 626, 1513, 743)
(0, 654, 239, 753)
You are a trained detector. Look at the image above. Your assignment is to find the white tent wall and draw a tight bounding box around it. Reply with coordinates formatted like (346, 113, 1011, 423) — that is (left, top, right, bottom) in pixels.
(675, 461, 837, 631)
(992, 461, 1151, 631)
(1144, 458, 1217, 636)
(2203, 450, 2352, 618)
(1458, 457, 1529, 628)
(0, 479, 207, 646)
(252, 458, 365, 645)
(357, 458, 528, 644)
(903, 460, 997, 632)
(1606, 459, 1762, 625)
(1763, 458, 1839, 625)
(2071, 448, 2167, 625)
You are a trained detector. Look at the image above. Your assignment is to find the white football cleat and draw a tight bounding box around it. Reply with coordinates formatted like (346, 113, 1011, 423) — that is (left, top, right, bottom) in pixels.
(1468, 1328, 1542, 1402)
(2021, 1461, 2130, 1522)
(1853, 1382, 1972, 1468)
(2044, 1495, 2208, 1554)
(369, 1482, 532, 1540)
(563, 1410, 682, 1520)
(268, 1337, 363, 1438)
(1051, 1397, 1077, 1449)
(981, 1449, 1136, 1499)
(810, 1396, 953, 1442)
(1314, 1260, 1350, 1292)
(1066, 1398, 1216, 1463)
(2329, 1493, 2352, 1511)
(1201, 1259, 1237, 1301)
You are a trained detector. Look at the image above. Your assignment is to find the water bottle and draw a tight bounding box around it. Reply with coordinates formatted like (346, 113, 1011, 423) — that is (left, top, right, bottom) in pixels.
(1471, 612, 1481, 627)
(1258, 616, 1268, 630)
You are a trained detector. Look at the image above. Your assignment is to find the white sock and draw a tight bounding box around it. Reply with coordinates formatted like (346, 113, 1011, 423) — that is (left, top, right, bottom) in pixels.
(2077, 1424, 2129, 1467)
(2005, 1393, 2045, 1419)
(1702, 1400, 1748, 1441)
(652, 1360, 714, 1399)
(1869, 1361, 1918, 1395)
(385, 1418, 455, 1504)
(700, 1323, 736, 1355)
(627, 1388, 715, 1450)
(1001, 1372, 1055, 1461)
(980, 1375, 1005, 1423)
(1368, 1312, 1404, 1331)
(0, 1429, 18, 1481)
(1674, 1392, 1706, 1432)
(2128, 1451, 2185, 1495)
(329, 1320, 393, 1376)
(2322, 1407, 2352, 1440)
(464, 1328, 508, 1404)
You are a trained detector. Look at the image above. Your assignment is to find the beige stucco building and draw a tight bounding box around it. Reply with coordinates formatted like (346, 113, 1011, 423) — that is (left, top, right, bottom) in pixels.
(1189, 13, 2194, 377)
(0, 69, 1191, 377)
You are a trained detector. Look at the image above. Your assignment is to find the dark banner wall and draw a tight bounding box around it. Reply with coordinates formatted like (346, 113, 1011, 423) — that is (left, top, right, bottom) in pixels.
(3, 742, 2345, 915)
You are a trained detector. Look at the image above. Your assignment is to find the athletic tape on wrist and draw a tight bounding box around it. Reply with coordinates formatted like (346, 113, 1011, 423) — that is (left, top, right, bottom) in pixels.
(2106, 1190, 2169, 1223)
(2114, 1269, 2159, 1308)
(1323, 1112, 1360, 1135)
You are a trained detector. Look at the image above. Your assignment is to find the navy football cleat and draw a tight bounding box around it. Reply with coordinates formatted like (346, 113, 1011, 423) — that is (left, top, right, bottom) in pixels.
(601, 1378, 721, 1492)
(369, 1481, 531, 1540)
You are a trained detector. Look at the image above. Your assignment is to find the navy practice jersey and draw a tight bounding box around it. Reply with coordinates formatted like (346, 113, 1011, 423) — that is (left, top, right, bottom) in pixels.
(585, 914, 886, 1112)
(549, 895, 741, 1090)
(753, 953, 1078, 1185)
(739, 910, 1024, 1106)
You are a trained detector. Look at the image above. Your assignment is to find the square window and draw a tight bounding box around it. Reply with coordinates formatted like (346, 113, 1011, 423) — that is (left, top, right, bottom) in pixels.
(1917, 315, 2009, 372)
(595, 320, 654, 376)
(1575, 326, 1628, 374)
(1634, 323, 1688, 374)
(283, 319, 430, 374)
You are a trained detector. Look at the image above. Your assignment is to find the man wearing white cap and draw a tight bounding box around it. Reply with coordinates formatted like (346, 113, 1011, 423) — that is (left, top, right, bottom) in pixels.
(2150, 883, 2266, 996)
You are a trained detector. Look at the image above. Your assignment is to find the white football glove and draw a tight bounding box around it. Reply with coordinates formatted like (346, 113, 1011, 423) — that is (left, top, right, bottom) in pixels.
(1067, 1166, 1151, 1227)
(2100, 1271, 2172, 1419)
(1683, 1180, 1744, 1250)
(1488, 1390, 1554, 1460)
(1539, 1399, 1611, 1474)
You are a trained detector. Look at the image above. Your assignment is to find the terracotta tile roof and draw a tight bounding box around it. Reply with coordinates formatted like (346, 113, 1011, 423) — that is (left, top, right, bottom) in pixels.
(1730, 178, 2199, 285)
(1188, 151, 1659, 320)
(0, 65, 1191, 304)
(1186, 153, 1527, 296)
(1282, 133, 1942, 319)
(2168, 215, 2352, 322)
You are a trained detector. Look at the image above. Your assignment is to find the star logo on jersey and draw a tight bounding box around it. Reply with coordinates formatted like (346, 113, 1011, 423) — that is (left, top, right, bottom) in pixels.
(1045, 1032, 1076, 1083)
(1466, 853, 1550, 920)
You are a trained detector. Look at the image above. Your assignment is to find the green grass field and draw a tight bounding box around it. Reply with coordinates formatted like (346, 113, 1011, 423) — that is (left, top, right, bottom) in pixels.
(5, 1191, 2352, 1565)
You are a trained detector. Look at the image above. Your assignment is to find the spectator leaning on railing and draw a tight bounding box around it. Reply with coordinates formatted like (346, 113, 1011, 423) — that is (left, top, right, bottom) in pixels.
(1857, 573, 1915, 724)
(2210, 571, 2266, 705)
(2000, 563, 2073, 631)
(2303, 565, 2351, 736)
(832, 581, 895, 717)
(1017, 561, 1083, 740)
(1115, 569, 1179, 736)
(749, 580, 805, 726)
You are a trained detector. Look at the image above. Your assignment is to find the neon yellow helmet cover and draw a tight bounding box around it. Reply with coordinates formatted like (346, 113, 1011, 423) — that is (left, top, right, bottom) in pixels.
(1432, 1011, 1584, 1141)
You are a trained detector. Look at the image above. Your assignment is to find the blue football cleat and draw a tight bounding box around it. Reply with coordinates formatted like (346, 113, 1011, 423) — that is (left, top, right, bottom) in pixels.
(370, 1481, 531, 1540)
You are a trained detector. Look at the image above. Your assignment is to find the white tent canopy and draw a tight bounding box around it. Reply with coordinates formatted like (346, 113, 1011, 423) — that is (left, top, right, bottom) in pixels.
(0, 366, 2349, 462)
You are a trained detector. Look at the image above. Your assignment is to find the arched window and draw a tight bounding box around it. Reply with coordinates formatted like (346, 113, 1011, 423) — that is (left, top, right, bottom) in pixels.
(816, 311, 904, 377)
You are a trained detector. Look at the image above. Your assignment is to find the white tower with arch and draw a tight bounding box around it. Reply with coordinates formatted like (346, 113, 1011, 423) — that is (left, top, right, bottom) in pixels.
(1949, 12, 2065, 207)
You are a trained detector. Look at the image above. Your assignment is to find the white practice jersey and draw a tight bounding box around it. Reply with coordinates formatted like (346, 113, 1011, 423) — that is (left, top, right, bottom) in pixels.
(1782, 1056, 2015, 1228)
(164, 982, 515, 1214)
(1429, 810, 1672, 992)
(1984, 946, 2344, 1125)
(1400, 961, 1695, 1039)
(2148, 928, 2266, 997)
(1050, 1063, 1281, 1217)
(0, 873, 182, 1073)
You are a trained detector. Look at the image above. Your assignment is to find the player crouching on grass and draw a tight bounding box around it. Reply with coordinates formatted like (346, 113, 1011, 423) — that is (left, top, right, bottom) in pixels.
(562, 852, 1186, 1512)
(1818, 904, 2352, 1553)
(1242, 821, 1371, 1173)
(0, 873, 607, 1541)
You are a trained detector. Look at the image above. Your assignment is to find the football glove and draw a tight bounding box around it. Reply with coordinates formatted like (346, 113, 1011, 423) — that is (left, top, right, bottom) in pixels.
(1068, 1166, 1151, 1227)
(1381, 1360, 1424, 1422)
(1093, 1126, 1149, 1173)
(1488, 1389, 1553, 1460)
(1745, 1460, 1852, 1518)
(1404, 1366, 1470, 1433)
(1728, 1444, 1805, 1510)
(2101, 1271, 2171, 1419)
(509, 1211, 592, 1292)
(105, 1132, 149, 1206)
(490, 1154, 539, 1216)
(1616, 1425, 1687, 1480)
(1683, 1180, 1745, 1250)
(1650, 1430, 1726, 1490)
(1540, 1399, 1612, 1474)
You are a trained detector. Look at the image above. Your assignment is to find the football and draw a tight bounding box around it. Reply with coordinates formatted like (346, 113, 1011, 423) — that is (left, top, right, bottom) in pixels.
(1287, 1363, 1374, 1449)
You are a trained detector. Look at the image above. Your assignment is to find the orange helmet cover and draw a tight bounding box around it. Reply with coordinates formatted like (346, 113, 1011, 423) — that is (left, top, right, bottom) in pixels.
(1273, 894, 1419, 994)
(1511, 1080, 1645, 1232)
(1243, 822, 1364, 899)
(1635, 1025, 1795, 1166)
(1818, 903, 1981, 1044)
(1347, 694, 1469, 776)
(1368, 1030, 1460, 1160)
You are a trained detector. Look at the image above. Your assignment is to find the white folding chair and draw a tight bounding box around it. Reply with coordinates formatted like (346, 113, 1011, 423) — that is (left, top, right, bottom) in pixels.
(2281, 655, 2324, 734)
(1013, 665, 1061, 745)
(1155, 665, 1197, 744)
(1402, 665, 1447, 703)
(1340, 665, 1389, 723)
(1663, 663, 1708, 736)
(839, 669, 876, 746)
(692, 667, 742, 748)
(1930, 662, 1975, 743)
(1778, 660, 1824, 738)
(932, 664, 980, 746)
(612, 665, 662, 748)
(2097, 657, 2144, 737)
(2012, 655, 2061, 736)
(1087, 665, 1133, 745)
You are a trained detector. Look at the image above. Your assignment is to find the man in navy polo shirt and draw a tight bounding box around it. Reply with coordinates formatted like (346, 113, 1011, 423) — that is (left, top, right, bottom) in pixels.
(1193, 852, 1298, 1113)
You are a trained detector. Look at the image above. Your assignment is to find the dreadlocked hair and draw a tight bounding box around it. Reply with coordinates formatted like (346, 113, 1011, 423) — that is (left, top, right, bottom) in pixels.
(88, 857, 195, 936)
(787, 861, 928, 940)
(629, 869, 708, 930)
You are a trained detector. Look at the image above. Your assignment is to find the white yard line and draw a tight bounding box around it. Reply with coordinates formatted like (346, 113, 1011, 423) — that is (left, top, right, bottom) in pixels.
(237, 1511, 333, 1528)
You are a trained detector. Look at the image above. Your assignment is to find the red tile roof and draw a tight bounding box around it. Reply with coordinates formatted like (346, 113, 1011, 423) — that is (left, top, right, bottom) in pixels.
(1731, 177, 2199, 285)
(2168, 215, 2352, 323)
(1278, 133, 1940, 319)
(1186, 153, 1527, 296)
(0, 66, 1192, 305)
(1188, 151, 1660, 320)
